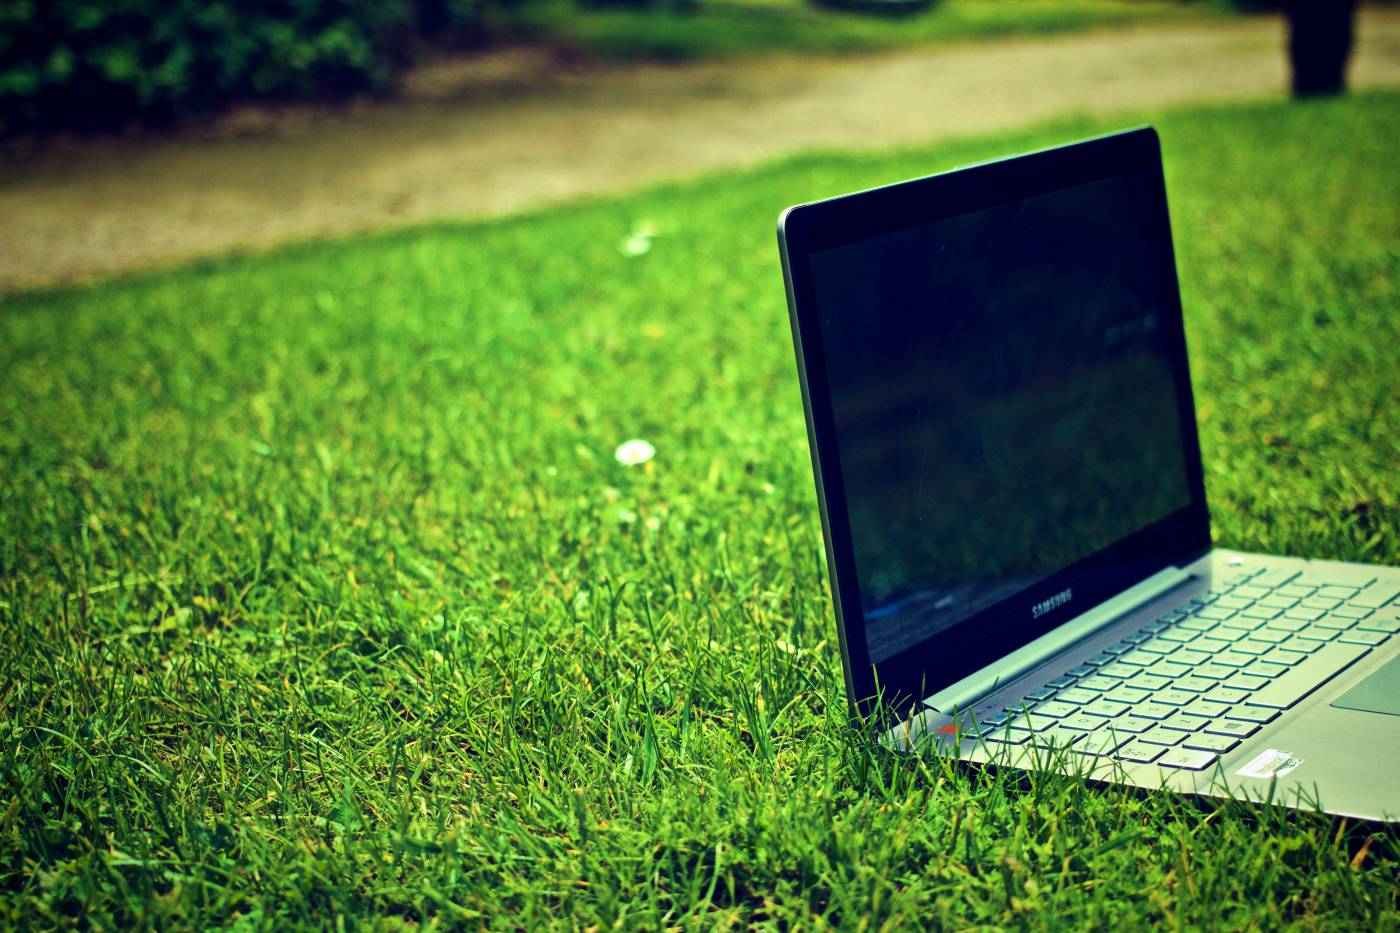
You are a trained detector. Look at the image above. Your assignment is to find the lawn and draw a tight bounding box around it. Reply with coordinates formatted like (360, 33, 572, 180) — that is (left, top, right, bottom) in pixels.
(503, 0, 1222, 61)
(2, 91, 1398, 927)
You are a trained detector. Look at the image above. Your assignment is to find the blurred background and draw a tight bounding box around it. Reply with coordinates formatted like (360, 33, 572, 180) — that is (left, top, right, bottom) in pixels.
(1, 0, 1395, 291)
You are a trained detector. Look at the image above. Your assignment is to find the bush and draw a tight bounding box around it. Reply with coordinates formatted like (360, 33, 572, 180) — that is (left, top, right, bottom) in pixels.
(0, 0, 497, 135)
(806, 0, 935, 17)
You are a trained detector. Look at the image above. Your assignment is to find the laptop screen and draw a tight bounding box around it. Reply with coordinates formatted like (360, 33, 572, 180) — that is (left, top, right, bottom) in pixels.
(807, 171, 1195, 669)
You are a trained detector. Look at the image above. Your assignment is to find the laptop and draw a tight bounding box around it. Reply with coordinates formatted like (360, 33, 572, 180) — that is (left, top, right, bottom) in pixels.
(776, 127, 1400, 822)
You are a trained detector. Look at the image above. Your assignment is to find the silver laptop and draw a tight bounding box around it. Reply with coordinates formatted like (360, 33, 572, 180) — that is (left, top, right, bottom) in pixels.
(776, 127, 1399, 822)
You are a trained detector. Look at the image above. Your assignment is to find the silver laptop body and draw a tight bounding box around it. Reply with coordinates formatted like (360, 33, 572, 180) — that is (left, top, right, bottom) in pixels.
(776, 127, 1399, 822)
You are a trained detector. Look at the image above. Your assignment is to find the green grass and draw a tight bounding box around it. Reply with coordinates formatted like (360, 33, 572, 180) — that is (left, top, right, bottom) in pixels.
(503, 0, 1221, 61)
(3, 92, 1399, 927)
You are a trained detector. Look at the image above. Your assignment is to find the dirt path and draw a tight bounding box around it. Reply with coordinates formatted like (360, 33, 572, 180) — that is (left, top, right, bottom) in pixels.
(4, 10, 1399, 292)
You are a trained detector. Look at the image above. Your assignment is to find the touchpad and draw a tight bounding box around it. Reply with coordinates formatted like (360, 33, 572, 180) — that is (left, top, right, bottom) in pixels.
(1331, 653, 1400, 716)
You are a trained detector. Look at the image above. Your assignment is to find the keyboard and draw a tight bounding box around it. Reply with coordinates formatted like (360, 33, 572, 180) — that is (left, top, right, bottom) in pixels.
(959, 567, 1400, 772)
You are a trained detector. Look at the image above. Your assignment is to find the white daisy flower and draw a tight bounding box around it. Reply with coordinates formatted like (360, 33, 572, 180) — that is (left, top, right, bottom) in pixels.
(614, 439, 655, 466)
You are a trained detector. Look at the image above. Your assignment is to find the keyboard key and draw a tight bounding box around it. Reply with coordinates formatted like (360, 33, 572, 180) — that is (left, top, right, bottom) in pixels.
(1186, 700, 1230, 719)
(1249, 642, 1370, 709)
(1243, 661, 1288, 680)
(1241, 606, 1282, 621)
(1284, 607, 1326, 621)
(1295, 626, 1337, 643)
(1031, 700, 1079, 718)
(1302, 596, 1343, 610)
(1115, 740, 1165, 764)
(1232, 641, 1274, 656)
(1214, 652, 1255, 668)
(1173, 649, 1212, 666)
(1258, 595, 1298, 610)
(1158, 748, 1219, 770)
(1009, 715, 1060, 734)
(1195, 606, 1237, 620)
(1194, 664, 1237, 680)
(1203, 719, 1258, 739)
(1130, 673, 1172, 691)
(1046, 676, 1077, 689)
(1139, 726, 1185, 746)
(986, 732, 1029, 746)
(1250, 568, 1300, 588)
(1151, 661, 1192, 679)
(1119, 651, 1159, 668)
(1082, 700, 1131, 718)
(1315, 616, 1355, 631)
(1183, 733, 1239, 753)
(1317, 585, 1359, 600)
(1333, 606, 1372, 620)
(1097, 663, 1137, 679)
(1278, 636, 1322, 655)
(1226, 673, 1269, 692)
(1276, 584, 1316, 599)
(1249, 627, 1292, 643)
(1066, 664, 1097, 677)
(1026, 727, 1086, 749)
(1060, 713, 1106, 733)
(1338, 631, 1388, 647)
(1203, 686, 1251, 706)
(1077, 675, 1120, 692)
(1154, 690, 1198, 706)
(1357, 617, 1400, 634)
(1174, 677, 1217, 693)
(1131, 702, 1178, 720)
(1264, 618, 1307, 633)
(1076, 732, 1128, 756)
(1178, 617, 1218, 633)
(1159, 629, 1201, 644)
(1223, 705, 1278, 724)
(1160, 714, 1209, 733)
(1138, 639, 1180, 656)
(1267, 649, 1309, 667)
(1024, 688, 1056, 701)
(1233, 585, 1271, 600)
(1104, 686, 1152, 704)
(1350, 582, 1400, 609)
(1295, 575, 1369, 590)
(1056, 688, 1100, 705)
(1108, 715, 1157, 733)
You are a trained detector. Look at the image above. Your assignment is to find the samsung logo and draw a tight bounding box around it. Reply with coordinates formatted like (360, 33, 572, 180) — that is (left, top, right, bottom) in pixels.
(1032, 588, 1073, 619)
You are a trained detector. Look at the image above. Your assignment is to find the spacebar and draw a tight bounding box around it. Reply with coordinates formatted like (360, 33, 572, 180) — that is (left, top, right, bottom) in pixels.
(1249, 643, 1370, 710)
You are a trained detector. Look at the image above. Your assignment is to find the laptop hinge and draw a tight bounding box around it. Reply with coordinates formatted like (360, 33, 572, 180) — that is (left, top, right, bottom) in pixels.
(919, 565, 1193, 716)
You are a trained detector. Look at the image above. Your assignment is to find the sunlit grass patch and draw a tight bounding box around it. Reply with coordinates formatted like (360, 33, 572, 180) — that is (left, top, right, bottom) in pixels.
(1, 92, 1397, 926)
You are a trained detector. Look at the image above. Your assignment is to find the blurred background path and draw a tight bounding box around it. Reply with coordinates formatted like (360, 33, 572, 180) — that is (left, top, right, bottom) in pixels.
(3, 8, 1399, 292)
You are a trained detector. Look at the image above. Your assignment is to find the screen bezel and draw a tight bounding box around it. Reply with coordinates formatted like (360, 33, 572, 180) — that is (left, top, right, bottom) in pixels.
(777, 127, 1212, 723)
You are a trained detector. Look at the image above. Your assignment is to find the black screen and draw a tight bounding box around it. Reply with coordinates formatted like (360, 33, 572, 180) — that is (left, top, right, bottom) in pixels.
(808, 173, 1193, 665)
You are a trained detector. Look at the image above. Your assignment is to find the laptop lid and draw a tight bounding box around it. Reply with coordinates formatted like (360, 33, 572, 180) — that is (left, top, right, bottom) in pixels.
(777, 128, 1212, 723)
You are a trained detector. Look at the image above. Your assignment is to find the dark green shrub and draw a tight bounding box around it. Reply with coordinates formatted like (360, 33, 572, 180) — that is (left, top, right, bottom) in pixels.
(807, 0, 935, 17)
(0, 0, 504, 135)
(415, 0, 491, 45)
(575, 0, 662, 10)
